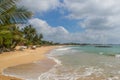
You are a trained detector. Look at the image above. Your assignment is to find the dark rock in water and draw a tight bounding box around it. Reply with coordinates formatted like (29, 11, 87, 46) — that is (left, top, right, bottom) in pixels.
(95, 45, 112, 48)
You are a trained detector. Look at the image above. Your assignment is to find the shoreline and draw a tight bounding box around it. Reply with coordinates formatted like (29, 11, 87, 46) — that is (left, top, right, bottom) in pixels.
(0, 46, 59, 80)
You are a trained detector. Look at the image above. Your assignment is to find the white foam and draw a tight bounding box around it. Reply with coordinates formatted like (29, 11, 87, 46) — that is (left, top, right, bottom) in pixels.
(55, 47, 71, 51)
(47, 49, 62, 66)
(58, 46, 64, 48)
(48, 56, 62, 66)
(99, 52, 104, 55)
(82, 67, 104, 77)
(38, 68, 81, 80)
(107, 76, 119, 80)
(47, 49, 70, 57)
(115, 54, 120, 58)
(118, 71, 120, 74)
(38, 65, 104, 80)
(2, 73, 27, 80)
(39, 48, 105, 80)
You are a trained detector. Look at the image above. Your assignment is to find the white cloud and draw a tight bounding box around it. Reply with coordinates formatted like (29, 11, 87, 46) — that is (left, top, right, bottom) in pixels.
(18, 0, 120, 44)
(61, 0, 120, 44)
(80, 16, 115, 30)
(64, 0, 120, 19)
(63, 0, 120, 30)
(28, 18, 120, 44)
(28, 18, 69, 42)
(19, 0, 60, 13)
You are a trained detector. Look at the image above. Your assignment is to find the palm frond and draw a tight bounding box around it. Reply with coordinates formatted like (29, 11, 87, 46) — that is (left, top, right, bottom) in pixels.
(0, 0, 32, 26)
(0, 0, 18, 15)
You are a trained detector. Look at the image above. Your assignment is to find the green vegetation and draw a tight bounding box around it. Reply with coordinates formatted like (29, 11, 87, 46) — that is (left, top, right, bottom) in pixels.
(0, 0, 32, 53)
(21, 25, 58, 46)
(0, 0, 59, 53)
(21, 25, 43, 46)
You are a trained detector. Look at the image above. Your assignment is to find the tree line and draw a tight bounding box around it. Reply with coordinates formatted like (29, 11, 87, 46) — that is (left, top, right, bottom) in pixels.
(0, 0, 56, 53)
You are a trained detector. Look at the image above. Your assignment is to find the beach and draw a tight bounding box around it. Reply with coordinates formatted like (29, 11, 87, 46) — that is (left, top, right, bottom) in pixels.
(0, 46, 58, 80)
(0, 45, 120, 80)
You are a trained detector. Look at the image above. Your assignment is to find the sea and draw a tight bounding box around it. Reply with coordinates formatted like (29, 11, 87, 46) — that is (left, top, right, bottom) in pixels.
(3, 45, 120, 80)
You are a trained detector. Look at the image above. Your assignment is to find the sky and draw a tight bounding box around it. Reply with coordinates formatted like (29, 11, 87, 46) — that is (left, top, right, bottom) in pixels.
(19, 0, 120, 44)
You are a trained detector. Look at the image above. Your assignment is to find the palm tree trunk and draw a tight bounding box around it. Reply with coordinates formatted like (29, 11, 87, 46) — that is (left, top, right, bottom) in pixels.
(11, 40, 19, 49)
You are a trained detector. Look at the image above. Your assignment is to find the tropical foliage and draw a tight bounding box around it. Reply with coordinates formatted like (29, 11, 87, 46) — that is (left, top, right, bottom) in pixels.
(22, 25, 43, 46)
(0, 0, 32, 26)
(0, 0, 56, 53)
(0, 0, 32, 53)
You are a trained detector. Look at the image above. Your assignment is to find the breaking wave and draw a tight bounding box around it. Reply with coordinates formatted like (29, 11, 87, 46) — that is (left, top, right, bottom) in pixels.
(38, 64, 104, 80)
(39, 53, 104, 80)
(55, 47, 72, 51)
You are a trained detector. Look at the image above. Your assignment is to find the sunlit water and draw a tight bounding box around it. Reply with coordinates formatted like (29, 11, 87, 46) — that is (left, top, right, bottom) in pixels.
(3, 45, 120, 80)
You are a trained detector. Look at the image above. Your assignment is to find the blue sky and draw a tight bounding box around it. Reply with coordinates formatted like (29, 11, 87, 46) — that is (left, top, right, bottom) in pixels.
(20, 0, 120, 44)
(35, 9, 84, 33)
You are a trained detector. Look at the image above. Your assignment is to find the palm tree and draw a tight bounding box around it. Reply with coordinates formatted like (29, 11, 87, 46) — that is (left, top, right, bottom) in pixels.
(22, 25, 36, 45)
(0, 27, 12, 52)
(0, 0, 32, 26)
(39, 34, 43, 40)
(38, 33, 43, 45)
(22, 25, 44, 45)
(10, 26, 24, 49)
(0, 0, 32, 53)
(33, 33, 43, 45)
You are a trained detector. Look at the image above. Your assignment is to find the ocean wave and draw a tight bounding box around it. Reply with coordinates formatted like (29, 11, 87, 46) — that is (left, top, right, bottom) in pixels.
(99, 52, 120, 59)
(83, 67, 104, 77)
(2, 73, 27, 80)
(55, 47, 72, 51)
(48, 56, 62, 66)
(38, 65, 104, 80)
(107, 76, 119, 80)
(48, 47, 81, 57)
(39, 48, 104, 80)
(39, 47, 120, 80)
(47, 48, 71, 57)
(115, 54, 120, 58)
(107, 54, 120, 58)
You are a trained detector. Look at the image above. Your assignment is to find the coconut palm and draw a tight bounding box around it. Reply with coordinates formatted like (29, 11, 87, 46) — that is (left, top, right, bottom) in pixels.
(33, 33, 43, 45)
(10, 26, 25, 49)
(22, 25, 37, 45)
(0, 27, 12, 52)
(0, 0, 32, 26)
(22, 25, 36, 41)
(22, 25, 44, 45)
(0, 0, 32, 53)
(38, 33, 43, 45)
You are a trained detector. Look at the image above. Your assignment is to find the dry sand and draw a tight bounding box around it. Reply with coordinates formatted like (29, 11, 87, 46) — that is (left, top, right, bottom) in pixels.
(0, 46, 58, 80)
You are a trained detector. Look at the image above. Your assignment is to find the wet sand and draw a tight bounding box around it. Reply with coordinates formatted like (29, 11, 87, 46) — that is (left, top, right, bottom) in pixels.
(0, 46, 58, 80)
(3, 58, 56, 80)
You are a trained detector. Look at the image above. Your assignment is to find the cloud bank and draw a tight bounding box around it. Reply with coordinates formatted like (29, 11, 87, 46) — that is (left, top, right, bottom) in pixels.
(20, 0, 120, 44)
(63, 0, 120, 43)
(19, 0, 60, 13)
(29, 18, 69, 42)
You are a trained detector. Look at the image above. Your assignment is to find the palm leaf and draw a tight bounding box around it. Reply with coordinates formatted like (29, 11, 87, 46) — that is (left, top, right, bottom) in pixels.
(0, 0, 18, 15)
(0, 0, 32, 26)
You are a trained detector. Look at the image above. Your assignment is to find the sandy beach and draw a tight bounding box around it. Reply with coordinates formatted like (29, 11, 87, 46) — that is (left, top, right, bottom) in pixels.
(0, 46, 58, 80)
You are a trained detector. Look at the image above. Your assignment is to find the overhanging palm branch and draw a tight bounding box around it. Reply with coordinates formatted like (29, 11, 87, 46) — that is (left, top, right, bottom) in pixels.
(0, 0, 32, 26)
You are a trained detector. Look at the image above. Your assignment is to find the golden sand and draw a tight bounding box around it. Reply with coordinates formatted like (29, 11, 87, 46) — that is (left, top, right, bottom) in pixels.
(0, 46, 58, 80)
(0, 46, 107, 80)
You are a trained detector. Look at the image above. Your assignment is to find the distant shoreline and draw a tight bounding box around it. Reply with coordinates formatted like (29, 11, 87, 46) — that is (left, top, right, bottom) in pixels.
(0, 46, 59, 80)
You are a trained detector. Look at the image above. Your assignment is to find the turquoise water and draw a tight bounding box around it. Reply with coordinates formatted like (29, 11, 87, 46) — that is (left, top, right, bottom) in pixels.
(4, 45, 120, 80)
(39, 45, 120, 80)
(71, 45, 120, 55)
